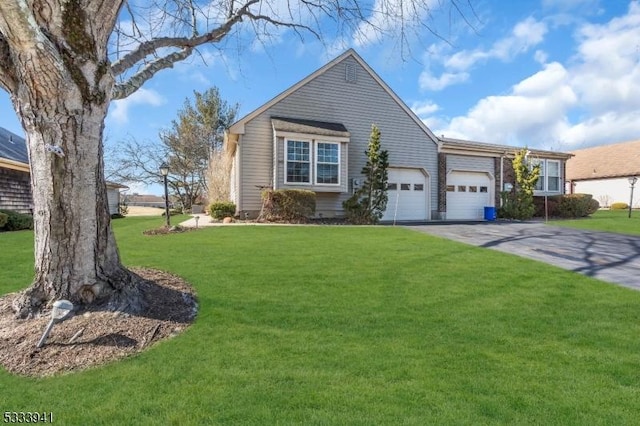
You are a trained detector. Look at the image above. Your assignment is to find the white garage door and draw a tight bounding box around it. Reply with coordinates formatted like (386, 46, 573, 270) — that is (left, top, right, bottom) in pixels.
(446, 171, 492, 220)
(382, 168, 428, 221)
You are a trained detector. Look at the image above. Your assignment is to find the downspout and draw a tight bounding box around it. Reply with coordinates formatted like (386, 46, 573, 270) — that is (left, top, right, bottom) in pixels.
(500, 154, 505, 207)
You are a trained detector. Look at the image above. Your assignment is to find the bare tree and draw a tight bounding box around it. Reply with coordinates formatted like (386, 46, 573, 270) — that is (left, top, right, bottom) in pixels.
(0, 0, 476, 317)
(108, 88, 237, 210)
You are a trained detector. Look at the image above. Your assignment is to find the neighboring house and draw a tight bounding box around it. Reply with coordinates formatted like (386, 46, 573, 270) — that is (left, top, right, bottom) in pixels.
(0, 126, 126, 216)
(566, 140, 640, 208)
(0, 127, 32, 214)
(124, 194, 167, 209)
(227, 49, 572, 221)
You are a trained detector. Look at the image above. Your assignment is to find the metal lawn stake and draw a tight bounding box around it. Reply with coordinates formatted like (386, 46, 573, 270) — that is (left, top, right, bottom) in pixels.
(36, 299, 74, 348)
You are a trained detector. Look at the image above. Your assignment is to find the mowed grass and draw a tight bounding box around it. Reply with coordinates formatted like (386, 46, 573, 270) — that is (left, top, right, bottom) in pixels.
(551, 209, 640, 235)
(1, 217, 640, 424)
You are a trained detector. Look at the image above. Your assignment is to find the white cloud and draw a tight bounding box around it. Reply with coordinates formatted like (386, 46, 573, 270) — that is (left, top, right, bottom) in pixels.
(109, 88, 166, 125)
(427, 1, 640, 149)
(411, 100, 440, 117)
(419, 70, 469, 91)
(419, 16, 548, 92)
(444, 17, 548, 72)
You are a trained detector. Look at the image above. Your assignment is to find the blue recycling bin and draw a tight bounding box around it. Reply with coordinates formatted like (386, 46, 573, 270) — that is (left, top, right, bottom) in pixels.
(484, 206, 496, 221)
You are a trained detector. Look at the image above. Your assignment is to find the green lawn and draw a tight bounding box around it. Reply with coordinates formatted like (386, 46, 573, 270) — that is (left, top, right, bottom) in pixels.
(550, 209, 640, 235)
(1, 217, 640, 424)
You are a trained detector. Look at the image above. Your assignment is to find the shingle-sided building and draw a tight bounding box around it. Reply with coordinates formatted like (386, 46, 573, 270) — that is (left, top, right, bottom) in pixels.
(566, 140, 640, 208)
(0, 127, 32, 214)
(227, 49, 572, 221)
(0, 126, 126, 216)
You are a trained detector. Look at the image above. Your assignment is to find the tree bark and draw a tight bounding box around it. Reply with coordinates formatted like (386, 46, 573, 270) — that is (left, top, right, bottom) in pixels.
(2, 3, 143, 318)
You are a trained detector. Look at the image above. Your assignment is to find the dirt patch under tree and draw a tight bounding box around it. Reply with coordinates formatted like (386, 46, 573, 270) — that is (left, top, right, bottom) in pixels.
(0, 268, 197, 377)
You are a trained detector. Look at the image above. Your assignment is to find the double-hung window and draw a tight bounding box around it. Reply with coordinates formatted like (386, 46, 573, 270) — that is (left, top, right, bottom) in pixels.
(285, 139, 340, 185)
(286, 140, 311, 183)
(547, 160, 560, 192)
(316, 143, 339, 184)
(531, 159, 561, 193)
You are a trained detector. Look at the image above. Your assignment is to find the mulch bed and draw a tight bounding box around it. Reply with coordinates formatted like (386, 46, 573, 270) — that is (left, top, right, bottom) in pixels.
(0, 268, 197, 377)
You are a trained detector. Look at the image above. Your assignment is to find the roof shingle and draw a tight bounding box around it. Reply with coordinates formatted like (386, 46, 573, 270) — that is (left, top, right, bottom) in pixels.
(566, 140, 640, 181)
(0, 127, 28, 164)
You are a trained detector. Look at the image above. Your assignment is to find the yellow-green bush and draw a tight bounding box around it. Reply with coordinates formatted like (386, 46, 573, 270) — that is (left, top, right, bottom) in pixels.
(611, 202, 629, 210)
(0, 212, 7, 229)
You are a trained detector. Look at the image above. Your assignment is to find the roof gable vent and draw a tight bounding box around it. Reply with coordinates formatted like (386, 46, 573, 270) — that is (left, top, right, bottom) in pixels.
(345, 63, 357, 84)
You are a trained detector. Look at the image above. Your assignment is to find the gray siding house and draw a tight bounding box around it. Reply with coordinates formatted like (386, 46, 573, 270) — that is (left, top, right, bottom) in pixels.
(228, 49, 439, 221)
(227, 50, 572, 221)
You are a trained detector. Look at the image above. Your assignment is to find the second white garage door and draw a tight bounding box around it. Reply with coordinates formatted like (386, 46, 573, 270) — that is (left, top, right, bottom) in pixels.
(446, 171, 492, 220)
(382, 168, 428, 222)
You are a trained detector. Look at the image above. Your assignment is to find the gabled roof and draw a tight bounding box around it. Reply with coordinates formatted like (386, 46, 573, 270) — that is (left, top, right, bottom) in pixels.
(0, 126, 29, 172)
(566, 140, 640, 181)
(439, 136, 573, 160)
(229, 49, 438, 144)
(0, 127, 28, 164)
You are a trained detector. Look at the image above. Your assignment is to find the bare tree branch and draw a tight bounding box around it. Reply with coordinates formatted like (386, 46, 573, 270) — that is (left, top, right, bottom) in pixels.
(112, 47, 193, 99)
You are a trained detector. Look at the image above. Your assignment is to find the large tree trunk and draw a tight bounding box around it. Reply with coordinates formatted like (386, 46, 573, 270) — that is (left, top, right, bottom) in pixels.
(5, 18, 142, 318)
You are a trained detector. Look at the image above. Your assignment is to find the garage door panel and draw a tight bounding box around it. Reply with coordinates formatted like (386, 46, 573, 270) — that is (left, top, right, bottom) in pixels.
(382, 168, 428, 221)
(447, 172, 491, 220)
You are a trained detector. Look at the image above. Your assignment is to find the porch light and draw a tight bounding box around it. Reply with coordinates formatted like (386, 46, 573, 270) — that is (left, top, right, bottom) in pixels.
(36, 299, 74, 348)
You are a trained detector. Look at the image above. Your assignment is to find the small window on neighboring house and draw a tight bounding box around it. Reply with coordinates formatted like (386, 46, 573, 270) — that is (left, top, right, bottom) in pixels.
(387, 183, 398, 190)
(414, 184, 424, 191)
(480, 186, 488, 193)
(469, 186, 477, 193)
(446, 185, 455, 192)
(401, 183, 411, 190)
(458, 185, 466, 192)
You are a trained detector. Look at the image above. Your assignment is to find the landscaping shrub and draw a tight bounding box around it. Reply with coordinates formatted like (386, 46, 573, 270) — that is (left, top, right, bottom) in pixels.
(209, 201, 236, 219)
(533, 196, 561, 218)
(0, 210, 34, 231)
(611, 202, 629, 210)
(556, 193, 599, 218)
(343, 124, 389, 224)
(260, 189, 316, 222)
(0, 212, 7, 229)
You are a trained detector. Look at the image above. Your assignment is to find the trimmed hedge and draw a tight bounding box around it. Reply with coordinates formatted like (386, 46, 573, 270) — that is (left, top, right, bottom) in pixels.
(611, 202, 629, 210)
(0, 212, 7, 229)
(0, 209, 34, 231)
(260, 189, 316, 223)
(209, 202, 236, 220)
(533, 194, 599, 218)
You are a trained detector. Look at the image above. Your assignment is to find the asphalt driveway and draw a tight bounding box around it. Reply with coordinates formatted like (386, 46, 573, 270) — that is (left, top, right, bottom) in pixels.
(407, 222, 640, 291)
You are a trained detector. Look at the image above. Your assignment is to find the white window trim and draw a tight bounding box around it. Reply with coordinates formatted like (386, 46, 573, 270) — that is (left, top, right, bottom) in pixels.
(283, 138, 342, 186)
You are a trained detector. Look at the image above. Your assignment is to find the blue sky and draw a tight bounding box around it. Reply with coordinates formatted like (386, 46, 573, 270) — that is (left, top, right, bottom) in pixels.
(1, 0, 639, 193)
